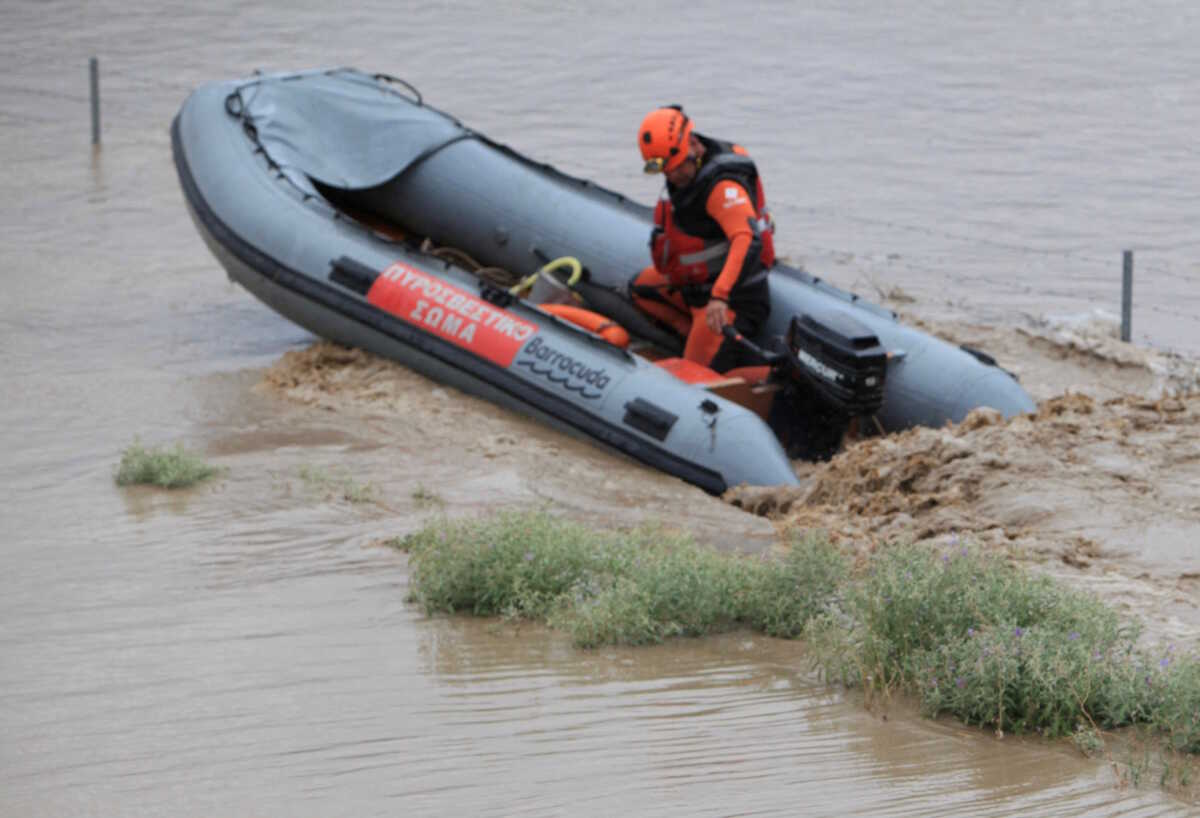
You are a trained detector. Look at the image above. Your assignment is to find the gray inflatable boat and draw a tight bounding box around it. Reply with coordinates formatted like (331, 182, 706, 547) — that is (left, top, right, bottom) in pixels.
(171, 67, 1035, 494)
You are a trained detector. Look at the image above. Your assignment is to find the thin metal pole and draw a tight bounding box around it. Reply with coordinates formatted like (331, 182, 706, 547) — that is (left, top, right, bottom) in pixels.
(1120, 250, 1133, 342)
(89, 57, 100, 145)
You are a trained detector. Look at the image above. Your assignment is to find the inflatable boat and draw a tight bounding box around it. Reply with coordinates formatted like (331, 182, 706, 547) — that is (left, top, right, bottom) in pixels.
(171, 67, 1035, 494)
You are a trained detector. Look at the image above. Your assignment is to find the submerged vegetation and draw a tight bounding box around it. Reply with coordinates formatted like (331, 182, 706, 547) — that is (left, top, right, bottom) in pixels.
(297, 464, 377, 504)
(398, 511, 1200, 762)
(410, 483, 445, 509)
(114, 440, 220, 488)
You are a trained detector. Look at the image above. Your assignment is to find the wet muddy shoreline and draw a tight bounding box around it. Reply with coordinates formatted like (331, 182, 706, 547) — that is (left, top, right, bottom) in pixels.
(261, 306, 1200, 649)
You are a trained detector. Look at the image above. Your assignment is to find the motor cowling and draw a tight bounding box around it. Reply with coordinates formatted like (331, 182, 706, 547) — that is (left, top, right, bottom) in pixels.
(786, 311, 888, 417)
(767, 310, 888, 460)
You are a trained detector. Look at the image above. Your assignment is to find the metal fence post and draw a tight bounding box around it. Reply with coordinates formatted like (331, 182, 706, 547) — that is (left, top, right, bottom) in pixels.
(1120, 250, 1133, 342)
(89, 57, 100, 145)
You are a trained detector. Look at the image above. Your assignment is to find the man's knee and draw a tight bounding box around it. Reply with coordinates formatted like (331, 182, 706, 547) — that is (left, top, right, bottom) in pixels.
(631, 267, 670, 304)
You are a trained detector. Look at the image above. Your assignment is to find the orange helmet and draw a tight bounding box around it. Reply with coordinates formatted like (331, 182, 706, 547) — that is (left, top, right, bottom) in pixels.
(638, 106, 693, 174)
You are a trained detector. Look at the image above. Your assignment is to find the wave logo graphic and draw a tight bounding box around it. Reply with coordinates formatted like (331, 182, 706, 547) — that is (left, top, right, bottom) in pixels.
(516, 336, 611, 400)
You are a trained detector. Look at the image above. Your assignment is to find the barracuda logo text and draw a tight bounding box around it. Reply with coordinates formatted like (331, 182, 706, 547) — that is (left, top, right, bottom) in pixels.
(517, 336, 611, 399)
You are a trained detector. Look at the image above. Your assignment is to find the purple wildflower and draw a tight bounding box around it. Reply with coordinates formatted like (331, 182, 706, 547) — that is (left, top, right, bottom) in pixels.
(524, 551, 534, 562)
(1014, 627, 1024, 638)
(955, 677, 965, 688)
(1068, 632, 1080, 641)
(967, 627, 975, 637)
(949, 533, 960, 546)
(1160, 657, 1170, 668)
(942, 554, 950, 564)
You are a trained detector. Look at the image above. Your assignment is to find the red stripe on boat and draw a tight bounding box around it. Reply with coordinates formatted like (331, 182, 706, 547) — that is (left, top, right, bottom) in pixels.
(367, 262, 538, 367)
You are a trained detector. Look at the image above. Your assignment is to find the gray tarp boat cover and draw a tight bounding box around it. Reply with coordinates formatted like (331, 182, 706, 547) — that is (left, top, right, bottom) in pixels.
(237, 69, 466, 191)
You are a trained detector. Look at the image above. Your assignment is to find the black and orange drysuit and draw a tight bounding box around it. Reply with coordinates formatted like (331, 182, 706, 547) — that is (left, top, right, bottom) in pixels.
(631, 134, 775, 373)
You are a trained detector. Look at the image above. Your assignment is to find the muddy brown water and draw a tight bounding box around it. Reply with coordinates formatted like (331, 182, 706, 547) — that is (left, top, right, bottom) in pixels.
(3, 1, 1198, 814)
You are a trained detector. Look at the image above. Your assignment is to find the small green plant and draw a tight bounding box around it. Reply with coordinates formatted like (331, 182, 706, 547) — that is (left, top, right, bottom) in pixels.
(1072, 725, 1105, 757)
(1106, 732, 1200, 798)
(115, 440, 219, 489)
(378, 535, 410, 552)
(411, 484, 444, 508)
(297, 464, 376, 504)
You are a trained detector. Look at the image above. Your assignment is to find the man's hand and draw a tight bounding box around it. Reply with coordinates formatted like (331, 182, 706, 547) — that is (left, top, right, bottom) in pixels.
(705, 298, 730, 334)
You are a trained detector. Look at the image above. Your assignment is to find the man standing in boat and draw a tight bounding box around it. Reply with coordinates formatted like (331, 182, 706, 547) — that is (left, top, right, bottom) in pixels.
(631, 105, 774, 373)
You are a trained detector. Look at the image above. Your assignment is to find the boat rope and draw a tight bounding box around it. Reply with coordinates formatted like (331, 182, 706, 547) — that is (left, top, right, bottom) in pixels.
(372, 73, 423, 106)
(419, 239, 520, 288)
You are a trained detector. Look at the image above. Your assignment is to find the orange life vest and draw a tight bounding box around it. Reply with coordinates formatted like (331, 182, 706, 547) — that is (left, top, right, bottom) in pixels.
(650, 136, 775, 301)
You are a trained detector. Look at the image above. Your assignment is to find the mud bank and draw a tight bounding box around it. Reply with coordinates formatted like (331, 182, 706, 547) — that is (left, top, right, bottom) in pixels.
(256, 342, 779, 553)
(729, 312, 1200, 644)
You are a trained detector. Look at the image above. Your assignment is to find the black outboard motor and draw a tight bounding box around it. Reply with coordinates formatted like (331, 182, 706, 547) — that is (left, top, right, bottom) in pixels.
(768, 310, 888, 460)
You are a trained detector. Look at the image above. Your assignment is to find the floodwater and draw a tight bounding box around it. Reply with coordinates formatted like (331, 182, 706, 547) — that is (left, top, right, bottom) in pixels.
(2, 1, 1198, 815)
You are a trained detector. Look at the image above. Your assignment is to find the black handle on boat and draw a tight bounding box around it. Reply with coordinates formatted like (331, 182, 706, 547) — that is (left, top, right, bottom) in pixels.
(721, 325, 785, 366)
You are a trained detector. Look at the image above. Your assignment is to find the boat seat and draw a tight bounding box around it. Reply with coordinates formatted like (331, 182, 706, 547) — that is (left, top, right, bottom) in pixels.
(537, 304, 778, 418)
(656, 357, 734, 386)
(538, 303, 630, 348)
(654, 358, 769, 387)
(654, 358, 777, 420)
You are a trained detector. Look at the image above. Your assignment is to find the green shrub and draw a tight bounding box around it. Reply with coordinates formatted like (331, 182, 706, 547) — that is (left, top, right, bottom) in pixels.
(913, 623, 1141, 737)
(555, 530, 756, 647)
(1151, 649, 1200, 753)
(741, 533, 849, 639)
(400, 511, 845, 648)
(807, 541, 1200, 747)
(811, 543, 1132, 689)
(403, 511, 631, 620)
(114, 441, 219, 489)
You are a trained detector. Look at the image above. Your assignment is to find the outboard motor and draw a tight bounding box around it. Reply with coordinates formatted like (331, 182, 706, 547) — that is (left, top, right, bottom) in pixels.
(768, 310, 888, 460)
